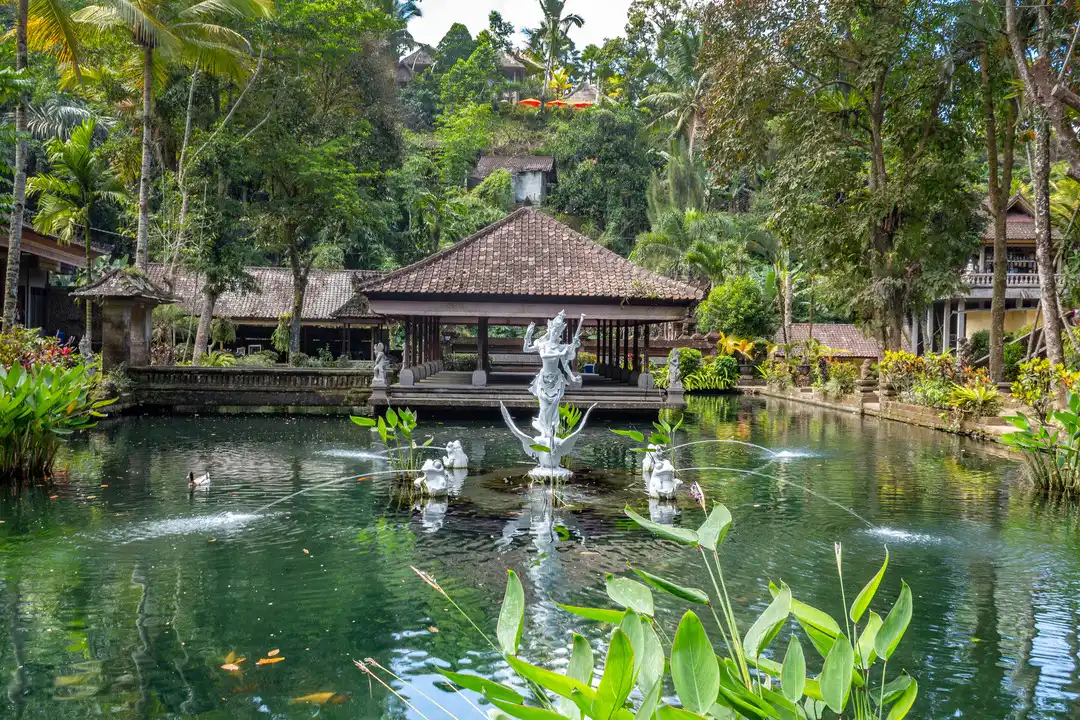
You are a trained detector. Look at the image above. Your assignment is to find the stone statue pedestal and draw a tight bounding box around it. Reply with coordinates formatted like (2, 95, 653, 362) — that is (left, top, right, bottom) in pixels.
(637, 372, 655, 389)
(471, 369, 488, 386)
(370, 378, 389, 404)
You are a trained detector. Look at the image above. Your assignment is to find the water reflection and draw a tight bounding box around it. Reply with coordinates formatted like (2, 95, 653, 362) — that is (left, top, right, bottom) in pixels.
(0, 399, 1075, 718)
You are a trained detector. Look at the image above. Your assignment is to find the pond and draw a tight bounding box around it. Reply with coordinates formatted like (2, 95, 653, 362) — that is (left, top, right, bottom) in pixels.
(0, 396, 1077, 719)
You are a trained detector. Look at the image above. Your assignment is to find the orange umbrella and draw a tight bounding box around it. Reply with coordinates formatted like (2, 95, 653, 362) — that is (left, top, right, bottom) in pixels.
(518, 98, 541, 107)
(548, 99, 568, 107)
(572, 101, 593, 109)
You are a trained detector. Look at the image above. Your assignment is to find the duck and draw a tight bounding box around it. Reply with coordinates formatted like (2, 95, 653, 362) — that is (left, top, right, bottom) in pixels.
(188, 471, 211, 490)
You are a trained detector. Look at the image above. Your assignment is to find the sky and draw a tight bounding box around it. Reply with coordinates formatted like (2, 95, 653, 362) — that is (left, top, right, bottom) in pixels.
(408, 0, 634, 52)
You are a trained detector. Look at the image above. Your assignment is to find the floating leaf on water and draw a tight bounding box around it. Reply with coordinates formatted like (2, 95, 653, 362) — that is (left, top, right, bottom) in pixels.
(428, 626, 439, 633)
(257, 657, 285, 665)
(290, 692, 336, 705)
(267, 649, 280, 657)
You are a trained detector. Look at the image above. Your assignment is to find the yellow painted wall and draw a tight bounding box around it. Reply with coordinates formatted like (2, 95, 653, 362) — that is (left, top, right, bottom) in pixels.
(963, 309, 1039, 338)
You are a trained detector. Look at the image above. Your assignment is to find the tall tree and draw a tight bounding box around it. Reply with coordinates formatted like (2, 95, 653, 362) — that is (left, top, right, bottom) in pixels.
(26, 119, 127, 354)
(534, 0, 583, 107)
(3, 0, 84, 328)
(641, 24, 707, 154)
(72, 0, 273, 269)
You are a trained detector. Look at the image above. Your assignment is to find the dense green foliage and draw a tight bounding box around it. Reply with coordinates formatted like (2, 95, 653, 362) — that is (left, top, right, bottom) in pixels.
(696, 275, 775, 337)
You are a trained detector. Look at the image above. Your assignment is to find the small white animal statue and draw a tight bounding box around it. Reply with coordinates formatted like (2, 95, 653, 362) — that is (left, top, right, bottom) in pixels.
(646, 459, 682, 500)
(414, 459, 449, 497)
(642, 445, 663, 478)
(442, 440, 468, 469)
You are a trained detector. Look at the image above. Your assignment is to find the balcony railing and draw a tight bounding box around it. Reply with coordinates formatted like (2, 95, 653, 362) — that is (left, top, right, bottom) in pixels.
(961, 272, 1058, 288)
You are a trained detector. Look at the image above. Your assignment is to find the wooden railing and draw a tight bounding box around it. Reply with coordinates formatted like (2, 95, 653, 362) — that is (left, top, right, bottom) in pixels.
(127, 366, 373, 412)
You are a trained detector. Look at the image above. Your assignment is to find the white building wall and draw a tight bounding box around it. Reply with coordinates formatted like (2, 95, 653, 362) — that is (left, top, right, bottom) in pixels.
(514, 172, 545, 204)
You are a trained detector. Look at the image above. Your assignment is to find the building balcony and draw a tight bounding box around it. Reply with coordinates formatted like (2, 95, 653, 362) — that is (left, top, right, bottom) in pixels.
(961, 271, 1047, 288)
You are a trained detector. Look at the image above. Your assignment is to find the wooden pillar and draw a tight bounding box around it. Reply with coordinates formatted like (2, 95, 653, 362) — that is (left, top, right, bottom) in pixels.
(607, 320, 615, 377)
(925, 305, 934, 355)
(957, 299, 966, 352)
(403, 317, 411, 366)
(643, 324, 650, 372)
(478, 317, 489, 371)
(941, 300, 950, 355)
(632, 323, 641, 372)
(912, 313, 921, 355)
(621, 321, 629, 376)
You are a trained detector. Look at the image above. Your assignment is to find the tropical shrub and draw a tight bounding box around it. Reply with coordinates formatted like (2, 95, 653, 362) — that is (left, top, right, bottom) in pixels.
(759, 358, 795, 390)
(696, 274, 777, 338)
(878, 350, 924, 394)
(0, 327, 78, 369)
(0, 363, 115, 481)
(576, 351, 597, 371)
(196, 350, 237, 367)
(818, 360, 858, 397)
(351, 407, 431, 472)
(968, 329, 990, 364)
(1004, 390, 1080, 496)
(651, 360, 670, 389)
(1011, 358, 1064, 418)
(1003, 341, 1024, 381)
(445, 353, 479, 371)
(946, 374, 1003, 425)
(235, 350, 279, 367)
(677, 348, 703, 377)
(418, 501, 918, 720)
(909, 376, 952, 410)
(683, 354, 739, 391)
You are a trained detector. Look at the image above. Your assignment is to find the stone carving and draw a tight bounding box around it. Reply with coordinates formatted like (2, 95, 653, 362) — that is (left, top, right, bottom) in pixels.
(442, 440, 468, 468)
(646, 458, 682, 499)
(414, 459, 449, 496)
(642, 444, 663, 478)
(372, 342, 390, 385)
(667, 348, 683, 391)
(502, 310, 596, 479)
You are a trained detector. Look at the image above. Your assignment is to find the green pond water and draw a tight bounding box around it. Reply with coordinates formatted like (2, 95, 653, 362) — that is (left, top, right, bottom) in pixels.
(0, 396, 1077, 719)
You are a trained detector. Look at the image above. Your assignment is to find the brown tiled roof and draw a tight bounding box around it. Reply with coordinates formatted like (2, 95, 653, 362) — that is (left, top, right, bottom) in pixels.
(72, 268, 180, 302)
(980, 193, 1060, 241)
(498, 51, 525, 70)
(473, 155, 554, 178)
(146, 264, 382, 322)
(774, 323, 881, 358)
(565, 83, 599, 104)
(358, 207, 703, 303)
(398, 47, 434, 69)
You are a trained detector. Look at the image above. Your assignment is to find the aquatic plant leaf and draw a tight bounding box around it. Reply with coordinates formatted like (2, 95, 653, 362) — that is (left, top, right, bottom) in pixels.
(350, 416, 376, 427)
(225, 651, 235, 664)
(872, 672, 913, 706)
(553, 602, 626, 623)
(625, 506, 699, 545)
(670, 611, 719, 714)
(591, 628, 635, 720)
(743, 583, 790, 661)
(638, 618, 664, 694)
(632, 567, 710, 605)
(618, 611, 644, 674)
(716, 658, 778, 718)
(531, 444, 551, 453)
(385, 407, 399, 428)
(649, 432, 669, 447)
(656, 705, 710, 719)
(781, 636, 805, 703)
(849, 549, 888, 623)
(505, 655, 595, 702)
(606, 575, 655, 616)
(498, 570, 526, 655)
(760, 687, 803, 720)
(290, 692, 335, 705)
(856, 612, 883, 670)
(488, 695, 574, 720)
(696, 503, 732, 550)
(873, 581, 912, 661)
(611, 429, 645, 443)
(819, 634, 853, 713)
(635, 681, 662, 720)
(557, 634, 595, 719)
(885, 677, 918, 720)
(440, 670, 524, 704)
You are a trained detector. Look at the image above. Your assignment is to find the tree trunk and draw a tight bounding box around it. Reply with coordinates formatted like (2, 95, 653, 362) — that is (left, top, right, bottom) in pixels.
(2, 0, 29, 329)
(688, 111, 698, 156)
(136, 45, 154, 269)
(1032, 114, 1065, 365)
(286, 226, 306, 360)
(80, 219, 94, 356)
(807, 274, 815, 341)
(782, 258, 792, 341)
(191, 285, 216, 364)
(983, 46, 1016, 382)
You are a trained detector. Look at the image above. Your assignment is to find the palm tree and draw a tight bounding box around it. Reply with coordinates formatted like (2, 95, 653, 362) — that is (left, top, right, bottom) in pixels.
(373, 0, 422, 55)
(73, 0, 273, 269)
(26, 118, 127, 354)
(535, 0, 583, 107)
(642, 25, 708, 154)
(3, 0, 84, 329)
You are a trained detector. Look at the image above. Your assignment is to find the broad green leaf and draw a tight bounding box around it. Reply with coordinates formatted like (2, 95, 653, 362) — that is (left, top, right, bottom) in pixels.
(606, 575, 655, 616)
(819, 634, 854, 714)
(440, 670, 524, 704)
(385, 407, 399, 427)
(770, 584, 841, 638)
(638, 619, 664, 693)
(611, 429, 645, 443)
(850, 549, 888, 623)
(531, 443, 552, 453)
(591, 628, 636, 720)
(618, 611, 645, 675)
(656, 705, 709, 720)
(797, 619, 837, 659)
(635, 681, 662, 720)
(873, 581, 913, 661)
(760, 687, 803, 720)
(856, 612, 883, 670)
(716, 658, 779, 719)
(670, 611, 719, 714)
(873, 672, 913, 706)
(625, 506, 698, 545)
(488, 696, 574, 720)
(631, 567, 710, 605)
(350, 415, 376, 426)
(554, 602, 626, 624)
(743, 584, 791, 661)
(696, 503, 732, 550)
(885, 677, 918, 720)
(497, 570, 525, 655)
(557, 634, 594, 719)
(781, 636, 805, 703)
(505, 655, 595, 702)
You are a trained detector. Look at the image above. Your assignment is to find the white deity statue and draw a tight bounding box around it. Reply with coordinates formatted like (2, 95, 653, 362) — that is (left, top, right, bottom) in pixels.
(372, 342, 390, 385)
(646, 458, 682, 500)
(442, 440, 468, 468)
(414, 459, 449, 497)
(667, 348, 683, 390)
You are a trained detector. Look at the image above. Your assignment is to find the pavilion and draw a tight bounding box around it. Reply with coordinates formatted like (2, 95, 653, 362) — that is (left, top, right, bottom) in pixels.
(351, 207, 702, 406)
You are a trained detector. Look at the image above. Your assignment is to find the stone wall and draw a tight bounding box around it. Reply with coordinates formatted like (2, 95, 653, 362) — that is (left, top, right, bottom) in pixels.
(126, 366, 373, 414)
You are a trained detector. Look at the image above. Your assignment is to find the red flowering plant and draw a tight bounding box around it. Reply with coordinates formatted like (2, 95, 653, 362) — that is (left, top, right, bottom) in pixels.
(0, 327, 79, 370)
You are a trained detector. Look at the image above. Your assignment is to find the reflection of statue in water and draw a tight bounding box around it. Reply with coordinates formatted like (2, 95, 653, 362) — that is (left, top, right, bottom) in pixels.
(372, 342, 390, 385)
(502, 310, 596, 479)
